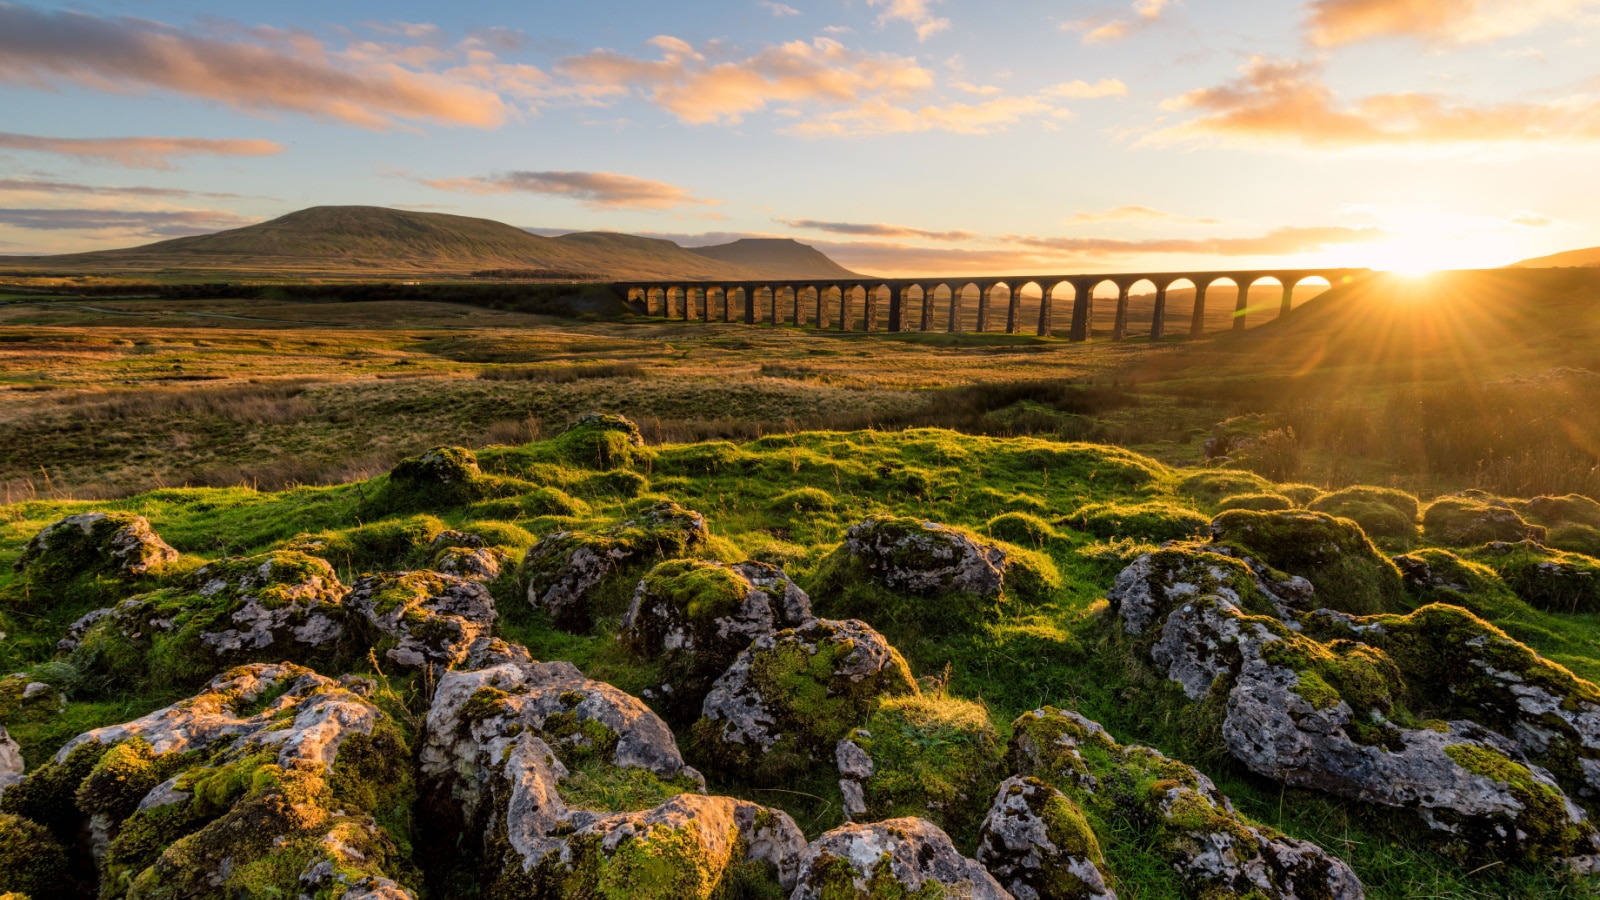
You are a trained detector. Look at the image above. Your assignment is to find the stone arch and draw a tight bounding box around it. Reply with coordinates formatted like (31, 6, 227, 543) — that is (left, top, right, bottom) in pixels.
(1125, 278, 1158, 340)
(1238, 275, 1280, 329)
(1089, 279, 1121, 339)
(1008, 281, 1042, 335)
(868, 284, 892, 332)
(954, 282, 982, 332)
(724, 286, 745, 323)
(840, 285, 868, 331)
(818, 285, 840, 329)
(1157, 278, 1197, 340)
(1042, 281, 1074, 337)
(1286, 275, 1332, 316)
(978, 281, 1010, 333)
(1198, 276, 1238, 337)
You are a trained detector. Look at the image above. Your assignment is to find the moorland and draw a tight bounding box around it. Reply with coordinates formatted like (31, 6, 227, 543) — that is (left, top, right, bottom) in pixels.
(4, 254, 1600, 899)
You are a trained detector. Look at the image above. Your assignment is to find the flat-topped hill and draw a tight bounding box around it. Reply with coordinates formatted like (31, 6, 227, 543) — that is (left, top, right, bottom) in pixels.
(0, 206, 860, 281)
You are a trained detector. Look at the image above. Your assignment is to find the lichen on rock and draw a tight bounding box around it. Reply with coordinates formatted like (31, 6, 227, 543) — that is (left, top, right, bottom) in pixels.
(693, 617, 918, 784)
(790, 816, 1010, 900)
(1010, 707, 1363, 900)
(15, 511, 178, 582)
(522, 501, 710, 632)
(620, 558, 813, 721)
(1423, 496, 1546, 547)
(976, 775, 1115, 900)
(344, 569, 496, 671)
(1209, 508, 1405, 615)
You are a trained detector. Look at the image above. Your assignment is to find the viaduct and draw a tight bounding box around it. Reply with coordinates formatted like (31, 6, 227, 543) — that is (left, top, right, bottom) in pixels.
(618, 268, 1373, 340)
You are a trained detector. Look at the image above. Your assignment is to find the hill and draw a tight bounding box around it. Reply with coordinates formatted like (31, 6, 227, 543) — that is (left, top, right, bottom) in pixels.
(1512, 246, 1600, 268)
(0, 206, 859, 281)
(687, 237, 857, 279)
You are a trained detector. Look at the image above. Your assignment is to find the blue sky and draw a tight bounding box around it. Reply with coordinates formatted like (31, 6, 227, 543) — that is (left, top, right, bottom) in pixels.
(1, 0, 1597, 274)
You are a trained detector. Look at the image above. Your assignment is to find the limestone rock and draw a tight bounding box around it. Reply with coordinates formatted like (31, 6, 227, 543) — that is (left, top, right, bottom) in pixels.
(0, 727, 22, 799)
(1209, 509, 1404, 615)
(16, 511, 177, 579)
(977, 775, 1115, 900)
(836, 736, 873, 820)
(523, 501, 709, 631)
(433, 545, 506, 582)
(693, 618, 917, 783)
(841, 515, 1006, 597)
(620, 558, 812, 718)
(1011, 708, 1363, 900)
(193, 551, 347, 654)
(791, 817, 1010, 900)
(1423, 496, 1546, 547)
(345, 570, 496, 670)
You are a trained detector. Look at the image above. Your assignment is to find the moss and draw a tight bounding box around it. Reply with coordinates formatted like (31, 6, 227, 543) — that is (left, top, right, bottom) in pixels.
(1443, 743, 1591, 864)
(555, 760, 698, 814)
(1391, 548, 1521, 619)
(1518, 494, 1600, 529)
(0, 813, 70, 900)
(1175, 469, 1276, 504)
(550, 819, 727, 899)
(13, 511, 171, 583)
(1060, 501, 1209, 543)
(289, 514, 447, 573)
(1216, 492, 1294, 512)
(984, 512, 1060, 548)
(463, 686, 511, 723)
(548, 413, 648, 470)
(328, 717, 416, 854)
(1546, 523, 1600, 557)
(469, 486, 590, 520)
(1277, 484, 1325, 507)
(1423, 497, 1546, 547)
(800, 849, 946, 899)
(1307, 490, 1420, 542)
(0, 739, 112, 837)
(542, 710, 622, 768)
(1210, 509, 1406, 615)
(771, 487, 837, 514)
(853, 694, 1004, 848)
(583, 468, 650, 499)
(75, 738, 197, 824)
(1474, 541, 1600, 614)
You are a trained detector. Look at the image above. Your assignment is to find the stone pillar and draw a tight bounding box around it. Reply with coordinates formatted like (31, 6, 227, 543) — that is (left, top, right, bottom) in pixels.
(946, 286, 962, 332)
(1190, 282, 1208, 338)
(976, 284, 992, 333)
(816, 287, 828, 329)
(1280, 279, 1297, 317)
(921, 287, 935, 331)
(1234, 278, 1255, 332)
(742, 284, 756, 324)
(1150, 284, 1168, 340)
(793, 287, 804, 325)
(888, 285, 903, 332)
(839, 287, 853, 331)
(1005, 284, 1020, 334)
(1069, 283, 1091, 341)
(1112, 283, 1131, 341)
(1036, 284, 1053, 337)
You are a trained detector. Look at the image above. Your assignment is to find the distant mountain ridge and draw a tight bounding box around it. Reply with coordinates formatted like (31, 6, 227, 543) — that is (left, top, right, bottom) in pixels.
(1511, 246, 1600, 269)
(0, 206, 861, 280)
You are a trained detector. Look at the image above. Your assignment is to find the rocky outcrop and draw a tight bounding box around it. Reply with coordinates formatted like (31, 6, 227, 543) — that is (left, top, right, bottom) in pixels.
(192, 551, 347, 654)
(693, 618, 918, 783)
(1113, 546, 1600, 867)
(433, 545, 507, 581)
(523, 501, 710, 631)
(1011, 708, 1363, 900)
(620, 558, 812, 719)
(345, 570, 496, 670)
(791, 817, 1010, 900)
(0, 728, 22, 800)
(977, 775, 1115, 900)
(1209, 509, 1404, 615)
(1423, 496, 1546, 547)
(838, 515, 1007, 597)
(15, 511, 177, 580)
(0, 663, 415, 898)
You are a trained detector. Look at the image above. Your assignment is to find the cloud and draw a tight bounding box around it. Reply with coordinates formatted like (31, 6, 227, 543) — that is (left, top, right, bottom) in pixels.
(556, 36, 934, 125)
(1008, 225, 1387, 257)
(1065, 205, 1220, 224)
(0, 207, 254, 238)
(0, 177, 245, 199)
(0, 132, 284, 170)
(787, 93, 1075, 136)
(1511, 210, 1556, 226)
(866, 0, 951, 40)
(1041, 79, 1129, 99)
(760, 2, 802, 16)
(781, 218, 978, 241)
(1066, 0, 1168, 44)
(422, 170, 718, 210)
(1149, 56, 1600, 149)
(0, 4, 509, 129)
(1305, 0, 1596, 47)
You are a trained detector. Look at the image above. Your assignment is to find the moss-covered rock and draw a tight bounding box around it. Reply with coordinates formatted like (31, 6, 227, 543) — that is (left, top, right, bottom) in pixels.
(694, 618, 918, 784)
(791, 817, 1009, 900)
(1060, 501, 1209, 543)
(385, 446, 492, 508)
(620, 559, 812, 722)
(1472, 540, 1600, 614)
(550, 413, 648, 470)
(345, 570, 497, 670)
(14, 512, 177, 582)
(1423, 496, 1546, 547)
(1010, 708, 1363, 899)
(1216, 492, 1294, 512)
(1391, 548, 1521, 619)
(984, 512, 1060, 548)
(1277, 483, 1325, 507)
(975, 776, 1113, 900)
(836, 694, 1003, 847)
(0, 812, 70, 899)
(286, 514, 448, 574)
(1210, 509, 1406, 615)
(1518, 494, 1600, 529)
(1309, 486, 1421, 542)
(1175, 469, 1276, 505)
(523, 501, 711, 632)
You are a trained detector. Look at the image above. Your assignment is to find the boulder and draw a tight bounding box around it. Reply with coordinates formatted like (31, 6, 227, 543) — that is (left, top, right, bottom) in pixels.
(790, 817, 1010, 900)
(553, 412, 648, 469)
(1423, 497, 1546, 547)
(345, 570, 496, 670)
(836, 515, 1006, 597)
(1011, 708, 1363, 900)
(1475, 540, 1600, 614)
(433, 545, 507, 582)
(0, 663, 415, 898)
(0, 728, 21, 800)
(620, 559, 812, 720)
(1209, 509, 1404, 615)
(0, 811, 71, 899)
(15, 511, 177, 580)
(1113, 547, 1600, 866)
(976, 775, 1115, 900)
(191, 551, 348, 654)
(523, 501, 710, 631)
(693, 618, 918, 783)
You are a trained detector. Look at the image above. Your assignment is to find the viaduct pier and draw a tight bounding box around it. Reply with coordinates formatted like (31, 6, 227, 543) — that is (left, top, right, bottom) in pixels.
(619, 268, 1372, 340)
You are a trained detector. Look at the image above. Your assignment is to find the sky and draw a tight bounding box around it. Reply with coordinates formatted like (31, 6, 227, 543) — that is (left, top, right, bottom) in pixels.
(0, 0, 1597, 276)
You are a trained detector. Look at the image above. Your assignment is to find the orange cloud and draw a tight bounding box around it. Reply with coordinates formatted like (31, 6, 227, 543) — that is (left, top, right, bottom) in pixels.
(0, 207, 255, 238)
(782, 218, 978, 241)
(0, 132, 283, 170)
(0, 5, 507, 129)
(1008, 225, 1387, 257)
(1150, 57, 1600, 148)
(1067, 0, 1169, 45)
(866, 0, 952, 41)
(423, 170, 718, 210)
(1306, 0, 1594, 46)
(787, 94, 1072, 136)
(1065, 205, 1221, 224)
